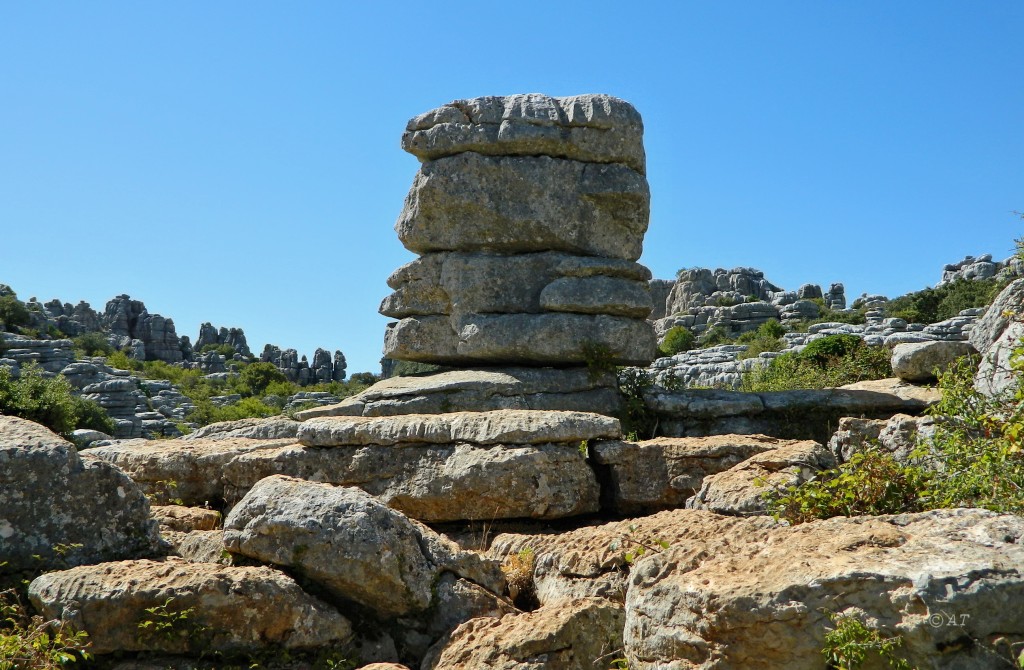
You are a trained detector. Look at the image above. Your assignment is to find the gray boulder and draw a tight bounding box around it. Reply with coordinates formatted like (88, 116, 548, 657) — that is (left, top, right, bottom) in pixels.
(0, 416, 159, 576)
(890, 340, 976, 382)
(396, 153, 649, 261)
(970, 278, 1024, 396)
(223, 475, 504, 618)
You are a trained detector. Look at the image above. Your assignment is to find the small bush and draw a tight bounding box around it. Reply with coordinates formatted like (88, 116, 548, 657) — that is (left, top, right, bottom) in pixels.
(238, 362, 287, 396)
(186, 396, 278, 426)
(70, 396, 115, 434)
(105, 350, 143, 372)
(198, 343, 236, 358)
(0, 364, 115, 437)
(0, 588, 92, 669)
(822, 612, 910, 670)
(0, 295, 31, 331)
(763, 448, 930, 524)
(71, 332, 112, 357)
(799, 334, 863, 365)
(659, 326, 696, 356)
(699, 326, 732, 348)
(885, 277, 1004, 324)
(736, 321, 786, 360)
(742, 335, 891, 392)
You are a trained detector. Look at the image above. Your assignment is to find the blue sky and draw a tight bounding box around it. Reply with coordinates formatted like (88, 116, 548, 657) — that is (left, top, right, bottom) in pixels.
(1, 2, 1021, 374)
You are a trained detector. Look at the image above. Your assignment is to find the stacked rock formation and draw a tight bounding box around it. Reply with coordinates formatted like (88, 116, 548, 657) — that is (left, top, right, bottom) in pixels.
(380, 94, 657, 368)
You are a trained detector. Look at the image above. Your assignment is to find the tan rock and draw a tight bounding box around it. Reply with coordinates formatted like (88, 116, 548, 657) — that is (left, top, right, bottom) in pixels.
(685, 440, 836, 515)
(29, 558, 352, 655)
(151, 505, 221, 532)
(423, 598, 625, 670)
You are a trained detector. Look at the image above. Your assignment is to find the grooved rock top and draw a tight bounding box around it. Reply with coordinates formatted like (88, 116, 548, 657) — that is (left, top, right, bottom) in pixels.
(298, 409, 621, 447)
(402, 93, 645, 174)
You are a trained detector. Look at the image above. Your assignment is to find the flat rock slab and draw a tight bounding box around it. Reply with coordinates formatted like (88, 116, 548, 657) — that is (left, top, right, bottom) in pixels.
(590, 434, 789, 514)
(423, 597, 625, 670)
(403, 93, 646, 173)
(623, 508, 1024, 669)
(891, 340, 976, 382)
(86, 437, 297, 506)
(181, 416, 300, 441)
(685, 440, 836, 515)
(0, 415, 159, 575)
(29, 558, 352, 655)
(222, 441, 601, 522)
(384, 312, 657, 366)
(224, 476, 504, 619)
(297, 410, 620, 447)
(296, 367, 622, 419)
(396, 153, 649, 261)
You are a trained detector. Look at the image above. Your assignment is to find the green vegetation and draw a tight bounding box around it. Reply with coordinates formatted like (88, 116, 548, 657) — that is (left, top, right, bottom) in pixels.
(699, 325, 732, 348)
(822, 612, 911, 670)
(71, 332, 112, 357)
(137, 597, 203, 643)
(884, 277, 1004, 324)
(0, 365, 113, 437)
(617, 367, 656, 439)
(198, 343, 237, 358)
(741, 335, 891, 392)
(764, 449, 929, 525)
(0, 588, 91, 669)
(387, 360, 442, 377)
(658, 326, 696, 356)
(0, 295, 31, 332)
(736, 320, 786, 360)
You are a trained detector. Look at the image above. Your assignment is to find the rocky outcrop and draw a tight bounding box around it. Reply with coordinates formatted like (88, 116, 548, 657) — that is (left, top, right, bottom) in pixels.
(195, 322, 251, 357)
(666, 267, 782, 313)
(103, 295, 184, 363)
(29, 558, 353, 655)
(383, 93, 656, 368)
(0, 416, 159, 576)
(828, 413, 935, 463)
(940, 252, 1023, 286)
(0, 334, 76, 373)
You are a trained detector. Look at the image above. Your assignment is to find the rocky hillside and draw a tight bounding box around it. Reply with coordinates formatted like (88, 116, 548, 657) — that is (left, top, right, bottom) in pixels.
(2, 94, 1023, 670)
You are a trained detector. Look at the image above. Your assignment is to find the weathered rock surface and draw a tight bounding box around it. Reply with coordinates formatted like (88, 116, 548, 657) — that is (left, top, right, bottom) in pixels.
(296, 368, 623, 419)
(685, 440, 836, 515)
(86, 437, 296, 506)
(828, 413, 935, 463)
(181, 416, 300, 441)
(0, 416, 159, 575)
(891, 340, 976, 382)
(423, 598, 625, 670)
(223, 476, 504, 618)
(971, 278, 1024, 396)
(151, 505, 222, 532)
(590, 434, 786, 514)
(164, 529, 229, 564)
(384, 312, 657, 366)
(222, 441, 601, 522)
(29, 558, 352, 655)
(297, 410, 619, 447)
(402, 93, 646, 173)
(624, 508, 1024, 669)
(397, 153, 649, 261)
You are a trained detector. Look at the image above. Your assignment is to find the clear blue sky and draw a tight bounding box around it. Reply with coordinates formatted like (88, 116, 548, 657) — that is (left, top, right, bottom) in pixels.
(2, 2, 1021, 374)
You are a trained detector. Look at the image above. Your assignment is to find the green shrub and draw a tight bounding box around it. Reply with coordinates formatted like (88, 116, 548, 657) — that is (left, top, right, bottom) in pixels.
(70, 396, 115, 434)
(822, 612, 910, 670)
(699, 326, 732, 348)
(186, 396, 278, 426)
(0, 365, 114, 437)
(0, 588, 92, 669)
(72, 332, 112, 357)
(0, 295, 31, 331)
(239, 362, 287, 396)
(763, 448, 930, 524)
(104, 350, 142, 372)
(885, 277, 1004, 324)
(389, 360, 442, 377)
(198, 343, 236, 358)
(742, 335, 891, 392)
(736, 321, 786, 360)
(914, 354, 1024, 514)
(659, 326, 696, 356)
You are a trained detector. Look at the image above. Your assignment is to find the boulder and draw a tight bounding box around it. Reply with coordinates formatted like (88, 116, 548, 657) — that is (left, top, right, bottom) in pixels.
(423, 598, 625, 670)
(589, 434, 785, 514)
(297, 410, 620, 447)
(295, 367, 622, 419)
(402, 93, 646, 173)
(623, 508, 1024, 669)
(971, 278, 1024, 396)
(223, 476, 505, 618)
(181, 416, 300, 441)
(828, 414, 935, 463)
(685, 440, 836, 515)
(891, 340, 976, 382)
(396, 153, 649, 261)
(151, 505, 222, 533)
(0, 416, 159, 576)
(29, 558, 352, 655)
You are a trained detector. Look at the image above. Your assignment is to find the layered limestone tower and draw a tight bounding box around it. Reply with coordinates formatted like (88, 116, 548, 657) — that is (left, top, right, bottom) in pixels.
(381, 93, 658, 367)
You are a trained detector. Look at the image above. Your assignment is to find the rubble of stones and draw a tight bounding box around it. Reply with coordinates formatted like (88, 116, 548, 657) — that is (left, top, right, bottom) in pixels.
(0, 288, 348, 439)
(3, 93, 1024, 670)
